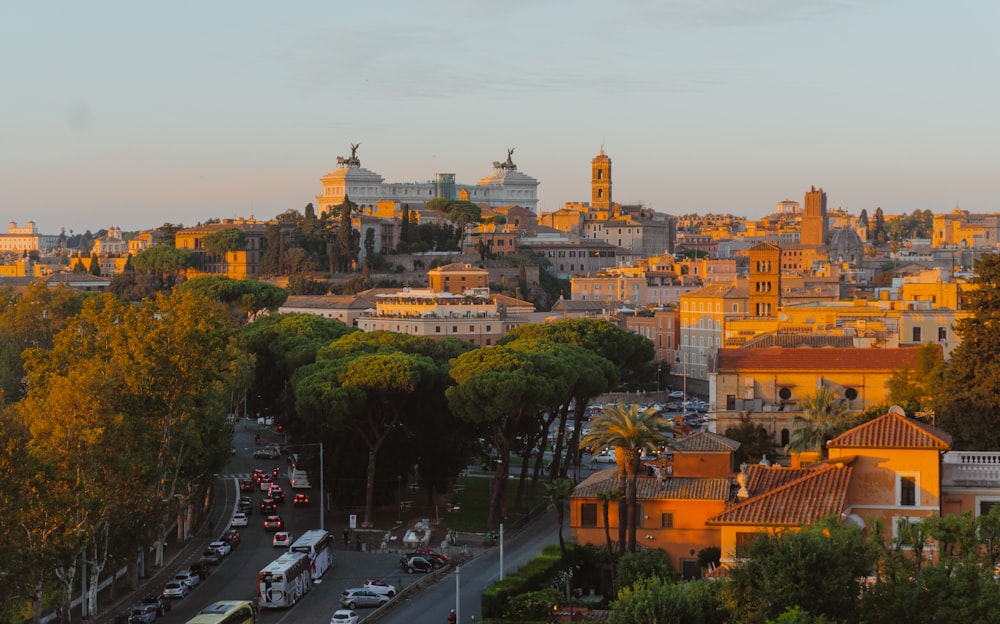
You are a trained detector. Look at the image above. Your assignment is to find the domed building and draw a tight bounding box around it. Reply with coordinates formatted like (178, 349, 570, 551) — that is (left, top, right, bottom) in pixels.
(827, 226, 865, 264)
(315, 145, 539, 216)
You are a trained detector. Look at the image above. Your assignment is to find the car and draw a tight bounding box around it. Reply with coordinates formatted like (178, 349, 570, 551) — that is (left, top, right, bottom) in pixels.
(400, 554, 434, 573)
(208, 540, 231, 557)
(293, 493, 310, 506)
(188, 562, 212, 581)
(162, 581, 189, 599)
(239, 478, 255, 492)
(340, 588, 388, 609)
(330, 609, 360, 624)
(141, 594, 171, 615)
(253, 468, 266, 480)
(272, 531, 292, 547)
(231, 512, 249, 527)
(272, 466, 281, 479)
(413, 549, 448, 567)
(219, 527, 241, 548)
(260, 498, 277, 513)
(268, 485, 285, 503)
(668, 390, 685, 399)
(173, 571, 200, 589)
(199, 549, 221, 566)
(253, 447, 280, 459)
(363, 578, 396, 597)
(263, 515, 284, 532)
(258, 475, 274, 491)
(238, 497, 253, 515)
(592, 450, 617, 464)
(128, 604, 159, 624)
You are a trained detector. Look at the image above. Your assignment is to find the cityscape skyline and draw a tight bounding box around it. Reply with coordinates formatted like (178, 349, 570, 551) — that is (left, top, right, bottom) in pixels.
(2, 0, 998, 235)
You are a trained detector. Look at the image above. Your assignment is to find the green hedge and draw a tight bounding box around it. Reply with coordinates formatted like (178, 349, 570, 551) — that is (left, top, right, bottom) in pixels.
(481, 544, 575, 618)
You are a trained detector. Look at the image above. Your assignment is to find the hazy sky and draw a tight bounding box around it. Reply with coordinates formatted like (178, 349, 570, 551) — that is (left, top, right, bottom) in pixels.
(2, 0, 997, 235)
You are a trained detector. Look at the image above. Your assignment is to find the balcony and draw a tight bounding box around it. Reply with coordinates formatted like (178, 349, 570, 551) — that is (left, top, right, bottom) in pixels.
(942, 451, 1000, 487)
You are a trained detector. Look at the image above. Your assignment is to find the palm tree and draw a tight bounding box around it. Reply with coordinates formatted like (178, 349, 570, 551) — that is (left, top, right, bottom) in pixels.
(545, 478, 576, 557)
(595, 488, 619, 557)
(788, 386, 852, 458)
(580, 403, 670, 552)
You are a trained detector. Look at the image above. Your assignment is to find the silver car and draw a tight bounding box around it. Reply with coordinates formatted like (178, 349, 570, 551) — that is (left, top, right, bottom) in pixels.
(340, 588, 388, 609)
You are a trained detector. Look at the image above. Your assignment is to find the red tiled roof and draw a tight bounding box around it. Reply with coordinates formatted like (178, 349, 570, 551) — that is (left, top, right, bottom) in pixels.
(708, 464, 852, 526)
(828, 409, 952, 450)
(673, 430, 741, 453)
(717, 346, 926, 372)
(573, 469, 733, 501)
(744, 464, 813, 495)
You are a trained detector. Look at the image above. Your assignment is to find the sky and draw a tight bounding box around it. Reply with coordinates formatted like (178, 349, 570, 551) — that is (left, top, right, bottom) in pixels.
(2, 0, 998, 235)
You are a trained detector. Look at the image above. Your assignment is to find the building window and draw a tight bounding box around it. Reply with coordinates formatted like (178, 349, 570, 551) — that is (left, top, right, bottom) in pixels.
(661, 512, 674, 529)
(469, 326, 475, 333)
(581, 503, 598, 527)
(735, 532, 757, 558)
(912, 327, 922, 342)
(898, 473, 918, 507)
(435, 326, 441, 334)
(938, 327, 947, 341)
(486, 325, 491, 332)
(452, 326, 458, 333)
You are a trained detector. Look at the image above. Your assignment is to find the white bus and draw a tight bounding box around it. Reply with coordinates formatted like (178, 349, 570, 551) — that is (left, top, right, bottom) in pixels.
(290, 529, 335, 581)
(288, 453, 311, 489)
(257, 551, 312, 608)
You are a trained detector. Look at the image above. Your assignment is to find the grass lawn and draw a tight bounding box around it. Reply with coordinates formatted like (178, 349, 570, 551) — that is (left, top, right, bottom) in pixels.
(442, 472, 548, 533)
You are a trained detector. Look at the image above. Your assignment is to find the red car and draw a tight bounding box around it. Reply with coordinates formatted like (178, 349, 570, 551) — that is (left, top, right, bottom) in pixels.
(414, 548, 449, 567)
(239, 478, 255, 492)
(293, 493, 310, 506)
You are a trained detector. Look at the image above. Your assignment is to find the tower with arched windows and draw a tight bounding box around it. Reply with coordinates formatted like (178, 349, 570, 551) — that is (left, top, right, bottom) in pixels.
(591, 147, 612, 210)
(748, 242, 781, 317)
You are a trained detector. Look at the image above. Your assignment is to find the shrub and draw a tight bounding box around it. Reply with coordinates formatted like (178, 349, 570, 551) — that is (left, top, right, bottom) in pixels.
(502, 588, 564, 621)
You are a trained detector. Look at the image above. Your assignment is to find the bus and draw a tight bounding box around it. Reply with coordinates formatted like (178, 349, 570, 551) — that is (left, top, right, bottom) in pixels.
(290, 529, 335, 581)
(185, 601, 256, 624)
(257, 551, 312, 609)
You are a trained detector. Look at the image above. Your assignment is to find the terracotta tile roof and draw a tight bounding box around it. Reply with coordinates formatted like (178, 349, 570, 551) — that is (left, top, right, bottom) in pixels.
(708, 464, 852, 526)
(717, 346, 925, 373)
(573, 469, 733, 501)
(281, 294, 374, 310)
(672, 431, 741, 453)
(828, 409, 952, 450)
(744, 464, 813, 495)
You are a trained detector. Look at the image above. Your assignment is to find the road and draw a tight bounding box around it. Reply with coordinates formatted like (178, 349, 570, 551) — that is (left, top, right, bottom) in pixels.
(377, 509, 558, 624)
(136, 423, 567, 624)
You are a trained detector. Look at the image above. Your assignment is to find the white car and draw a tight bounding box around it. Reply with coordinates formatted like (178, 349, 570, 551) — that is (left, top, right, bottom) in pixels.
(208, 541, 231, 557)
(231, 512, 248, 527)
(592, 450, 617, 464)
(330, 610, 360, 624)
(668, 390, 685, 399)
(272, 531, 292, 548)
(363, 578, 397, 597)
(174, 571, 199, 589)
(162, 581, 189, 599)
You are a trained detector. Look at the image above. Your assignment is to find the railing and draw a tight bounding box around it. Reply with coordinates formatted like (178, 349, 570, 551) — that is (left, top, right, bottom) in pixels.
(942, 451, 1000, 486)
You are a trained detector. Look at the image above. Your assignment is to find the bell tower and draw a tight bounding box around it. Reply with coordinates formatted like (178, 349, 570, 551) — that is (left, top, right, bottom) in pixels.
(591, 147, 612, 210)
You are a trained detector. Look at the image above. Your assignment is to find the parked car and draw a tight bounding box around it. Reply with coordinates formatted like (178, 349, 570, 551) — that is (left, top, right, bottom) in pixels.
(363, 578, 396, 597)
(188, 562, 212, 581)
(239, 478, 255, 492)
(128, 604, 159, 624)
(592, 450, 617, 464)
(260, 498, 277, 513)
(219, 527, 241, 548)
(231, 512, 249, 527)
(162, 581, 189, 599)
(293, 493, 310, 506)
(199, 549, 221, 566)
(174, 570, 200, 589)
(413, 549, 448, 567)
(400, 554, 434, 573)
(668, 390, 685, 399)
(263, 515, 284, 532)
(330, 610, 360, 624)
(141, 594, 171, 615)
(340, 588, 388, 609)
(272, 531, 292, 548)
(208, 540, 231, 557)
